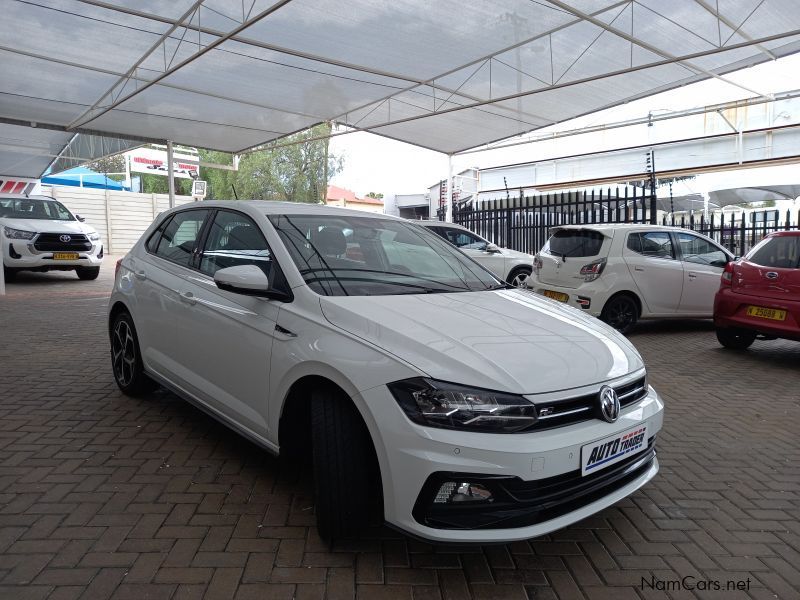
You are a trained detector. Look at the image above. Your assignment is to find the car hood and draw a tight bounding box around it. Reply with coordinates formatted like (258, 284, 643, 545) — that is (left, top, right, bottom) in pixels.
(0, 218, 95, 235)
(320, 288, 643, 394)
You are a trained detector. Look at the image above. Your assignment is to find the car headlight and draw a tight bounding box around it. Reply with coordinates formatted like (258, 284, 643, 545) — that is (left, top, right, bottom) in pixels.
(388, 378, 537, 433)
(3, 226, 36, 240)
(88, 232, 101, 241)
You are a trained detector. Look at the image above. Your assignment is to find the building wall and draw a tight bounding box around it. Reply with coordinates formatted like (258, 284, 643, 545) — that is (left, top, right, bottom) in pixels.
(43, 185, 195, 255)
(325, 198, 384, 213)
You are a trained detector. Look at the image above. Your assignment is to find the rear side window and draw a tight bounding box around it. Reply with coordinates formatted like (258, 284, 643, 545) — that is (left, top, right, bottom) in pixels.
(627, 231, 675, 259)
(546, 229, 604, 257)
(748, 235, 800, 268)
(153, 209, 209, 267)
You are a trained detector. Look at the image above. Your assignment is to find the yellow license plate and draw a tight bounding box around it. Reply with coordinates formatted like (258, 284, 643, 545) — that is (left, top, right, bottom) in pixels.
(746, 306, 786, 321)
(52, 252, 79, 260)
(543, 290, 569, 303)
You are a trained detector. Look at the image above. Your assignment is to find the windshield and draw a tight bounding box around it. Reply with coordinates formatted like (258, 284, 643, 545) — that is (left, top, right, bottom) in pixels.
(0, 198, 75, 221)
(269, 214, 502, 296)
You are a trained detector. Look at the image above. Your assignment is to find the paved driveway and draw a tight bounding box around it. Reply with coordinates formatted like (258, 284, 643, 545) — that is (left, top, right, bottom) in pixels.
(0, 263, 798, 600)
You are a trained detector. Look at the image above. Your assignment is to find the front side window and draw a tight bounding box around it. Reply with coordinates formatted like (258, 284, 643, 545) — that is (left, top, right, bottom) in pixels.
(199, 211, 272, 277)
(627, 231, 674, 259)
(747, 235, 800, 268)
(0, 198, 74, 221)
(269, 214, 500, 296)
(676, 233, 727, 267)
(153, 209, 209, 267)
(441, 228, 488, 250)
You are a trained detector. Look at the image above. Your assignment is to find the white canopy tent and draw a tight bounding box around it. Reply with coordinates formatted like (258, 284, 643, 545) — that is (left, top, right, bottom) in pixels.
(2, 0, 800, 174)
(3, 0, 800, 294)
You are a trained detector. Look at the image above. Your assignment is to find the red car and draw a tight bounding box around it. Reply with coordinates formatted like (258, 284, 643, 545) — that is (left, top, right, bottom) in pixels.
(714, 231, 800, 349)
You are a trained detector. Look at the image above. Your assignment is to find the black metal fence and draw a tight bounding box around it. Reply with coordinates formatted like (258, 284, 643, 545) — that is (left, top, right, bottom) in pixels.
(437, 188, 799, 256)
(438, 188, 657, 255)
(664, 210, 800, 256)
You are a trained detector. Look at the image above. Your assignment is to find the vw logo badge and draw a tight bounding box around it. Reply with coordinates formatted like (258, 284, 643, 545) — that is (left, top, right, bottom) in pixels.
(598, 385, 620, 423)
(59, 234, 72, 243)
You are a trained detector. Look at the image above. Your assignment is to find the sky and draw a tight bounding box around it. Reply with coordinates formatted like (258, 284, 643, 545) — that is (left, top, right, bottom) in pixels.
(329, 53, 800, 198)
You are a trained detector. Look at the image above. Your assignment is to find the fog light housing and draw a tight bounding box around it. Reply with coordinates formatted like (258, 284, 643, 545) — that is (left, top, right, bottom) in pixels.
(433, 481, 493, 504)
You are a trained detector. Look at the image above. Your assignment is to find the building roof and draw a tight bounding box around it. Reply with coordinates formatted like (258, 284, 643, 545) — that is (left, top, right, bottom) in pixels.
(2, 1, 800, 177)
(326, 185, 384, 205)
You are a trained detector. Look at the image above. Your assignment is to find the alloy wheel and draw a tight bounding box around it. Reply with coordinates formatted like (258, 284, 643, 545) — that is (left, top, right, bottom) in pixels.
(511, 271, 530, 287)
(112, 319, 136, 387)
(606, 299, 635, 330)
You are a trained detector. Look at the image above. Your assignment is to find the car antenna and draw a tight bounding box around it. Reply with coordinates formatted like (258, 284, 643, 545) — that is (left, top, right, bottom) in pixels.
(231, 185, 239, 200)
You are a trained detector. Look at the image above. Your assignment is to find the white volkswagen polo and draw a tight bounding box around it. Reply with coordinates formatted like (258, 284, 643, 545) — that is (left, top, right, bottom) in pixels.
(1, 194, 104, 281)
(108, 201, 663, 543)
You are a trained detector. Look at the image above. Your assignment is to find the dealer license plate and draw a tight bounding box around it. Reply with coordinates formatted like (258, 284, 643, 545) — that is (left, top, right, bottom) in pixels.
(746, 306, 786, 321)
(52, 252, 79, 260)
(581, 424, 648, 476)
(542, 289, 569, 303)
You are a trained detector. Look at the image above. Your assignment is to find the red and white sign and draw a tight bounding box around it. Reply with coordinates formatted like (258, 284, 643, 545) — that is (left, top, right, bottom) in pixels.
(127, 147, 199, 179)
(0, 177, 41, 196)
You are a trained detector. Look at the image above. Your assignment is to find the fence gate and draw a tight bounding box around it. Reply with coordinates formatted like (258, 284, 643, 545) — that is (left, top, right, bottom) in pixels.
(439, 188, 657, 254)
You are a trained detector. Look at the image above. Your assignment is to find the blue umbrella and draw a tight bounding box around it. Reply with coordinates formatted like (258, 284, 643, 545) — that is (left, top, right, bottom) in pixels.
(42, 166, 130, 191)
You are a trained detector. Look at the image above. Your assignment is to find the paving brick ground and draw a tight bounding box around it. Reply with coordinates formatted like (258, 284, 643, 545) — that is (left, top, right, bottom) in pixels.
(1, 262, 799, 600)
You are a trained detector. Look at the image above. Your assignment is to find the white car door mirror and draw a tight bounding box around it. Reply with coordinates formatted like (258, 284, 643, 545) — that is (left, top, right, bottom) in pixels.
(214, 265, 291, 301)
(485, 243, 501, 253)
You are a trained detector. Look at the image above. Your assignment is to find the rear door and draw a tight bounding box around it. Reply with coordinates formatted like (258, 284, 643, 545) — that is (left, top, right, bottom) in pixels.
(674, 232, 730, 315)
(537, 228, 608, 289)
(623, 230, 683, 315)
(735, 234, 800, 300)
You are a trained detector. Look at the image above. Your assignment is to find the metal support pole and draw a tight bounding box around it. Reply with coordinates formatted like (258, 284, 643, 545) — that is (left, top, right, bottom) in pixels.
(445, 154, 453, 223)
(167, 140, 176, 208)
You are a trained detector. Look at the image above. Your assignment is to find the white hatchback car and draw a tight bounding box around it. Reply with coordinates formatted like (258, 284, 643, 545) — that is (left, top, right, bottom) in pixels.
(529, 224, 734, 332)
(1, 194, 104, 281)
(109, 202, 663, 543)
(416, 220, 534, 287)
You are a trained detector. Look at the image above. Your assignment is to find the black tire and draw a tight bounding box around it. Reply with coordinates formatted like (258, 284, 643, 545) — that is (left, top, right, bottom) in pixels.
(76, 266, 101, 280)
(600, 294, 639, 334)
(716, 327, 757, 350)
(311, 389, 381, 541)
(507, 266, 532, 288)
(3, 268, 17, 282)
(110, 311, 156, 396)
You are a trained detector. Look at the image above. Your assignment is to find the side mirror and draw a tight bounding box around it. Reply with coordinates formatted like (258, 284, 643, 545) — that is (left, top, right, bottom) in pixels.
(214, 265, 291, 301)
(485, 243, 501, 253)
(76, 214, 86, 222)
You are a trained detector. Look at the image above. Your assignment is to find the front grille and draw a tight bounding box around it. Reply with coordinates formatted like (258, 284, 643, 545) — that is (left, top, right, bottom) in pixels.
(532, 376, 647, 430)
(414, 437, 656, 530)
(33, 233, 92, 252)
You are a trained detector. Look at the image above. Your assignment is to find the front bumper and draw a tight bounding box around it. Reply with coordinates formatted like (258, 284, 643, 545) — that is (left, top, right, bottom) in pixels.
(362, 382, 664, 543)
(3, 236, 104, 269)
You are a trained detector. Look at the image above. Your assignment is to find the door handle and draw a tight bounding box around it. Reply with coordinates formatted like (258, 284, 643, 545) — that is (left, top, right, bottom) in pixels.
(179, 291, 197, 305)
(134, 270, 146, 280)
(688, 272, 697, 279)
(634, 266, 644, 272)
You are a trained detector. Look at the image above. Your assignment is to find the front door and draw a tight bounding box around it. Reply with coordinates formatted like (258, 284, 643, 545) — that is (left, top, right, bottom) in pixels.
(674, 232, 729, 315)
(171, 209, 279, 438)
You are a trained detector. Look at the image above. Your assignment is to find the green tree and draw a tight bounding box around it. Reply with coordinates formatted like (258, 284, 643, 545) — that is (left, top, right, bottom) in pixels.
(365, 192, 384, 199)
(198, 123, 342, 202)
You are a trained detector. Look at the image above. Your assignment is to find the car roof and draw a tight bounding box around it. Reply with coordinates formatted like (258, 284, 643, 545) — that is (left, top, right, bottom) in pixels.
(415, 220, 468, 229)
(175, 200, 396, 220)
(551, 223, 686, 233)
